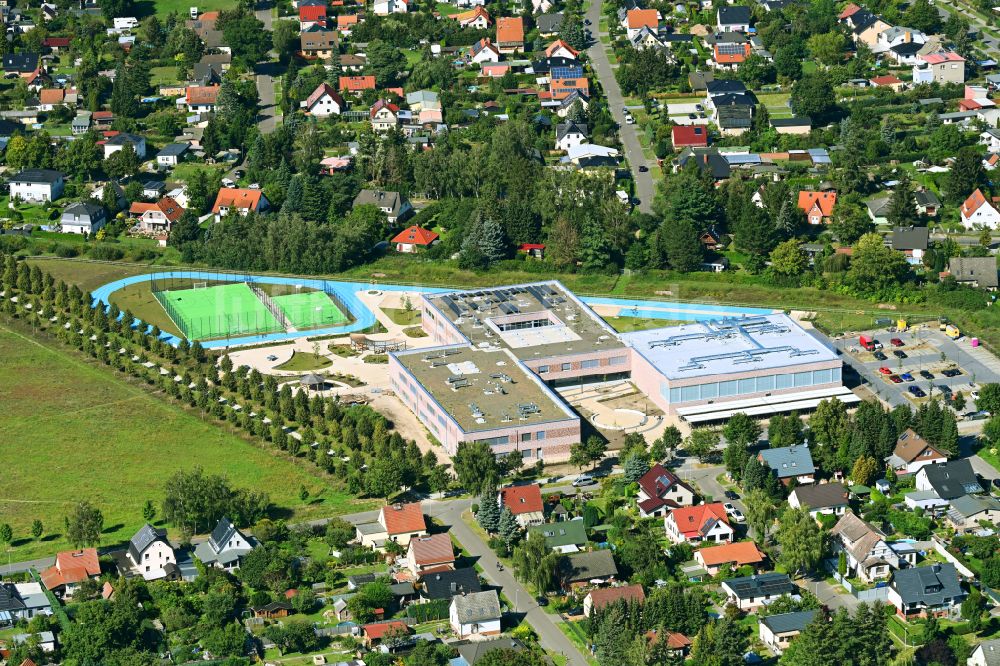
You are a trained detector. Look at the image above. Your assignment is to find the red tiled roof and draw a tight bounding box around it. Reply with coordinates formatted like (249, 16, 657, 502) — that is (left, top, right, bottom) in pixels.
(587, 584, 646, 611)
(695, 541, 765, 567)
(392, 225, 438, 245)
(339, 75, 376, 91)
(646, 630, 691, 650)
(381, 502, 426, 535)
(838, 3, 861, 19)
(668, 503, 730, 538)
(370, 99, 400, 118)
(637, 464, 694, 504)
(186, 85, 220, 105)
(545, 39, 578, 57)
(92, 110, 114, 119)
(626, 8, 658, 29)
(870, 75, 903, 86)
(299, 4, 327, 20)
(499, 484, 544, 515)
(922, 51, 964, 64)
(39, 88, 65, 104)
(519, 243, 545, 251)
(212, 188, 265, 213)
(40, 548, 100, 589)
(672, 125, 708, 147)
(43, 37, 71, 47)
(496, 16, 524, 44)
(408, 533, 455, 566)
(130, 196, 185, 222)
(337, 13, 359, 28)
(797, 190, 837, 217)
(714, 43, 750, 63)
(363, 620, 409, 640)
(453, 6, 490, 25)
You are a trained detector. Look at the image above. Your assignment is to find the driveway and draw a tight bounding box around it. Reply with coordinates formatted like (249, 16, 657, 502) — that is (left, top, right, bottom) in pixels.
(585, 0, 655, 213)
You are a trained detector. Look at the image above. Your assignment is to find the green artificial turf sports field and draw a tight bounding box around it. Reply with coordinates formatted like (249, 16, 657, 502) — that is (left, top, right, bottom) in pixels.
(156, 282, 282, 340)
(272, 291, 349, 330)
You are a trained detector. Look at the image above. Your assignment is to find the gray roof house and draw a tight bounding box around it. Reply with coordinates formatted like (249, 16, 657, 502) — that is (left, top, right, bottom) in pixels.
(352, 189, 412, 223)
(759, 610, 816, 655)
(721, 572, 797, 611)
(759, 445, 815, 483)
(866, 194, 893, 224)
(891, 226, 929, 253)
(527, 519, 588, 552)
(536, 12, 564, 34)
(970, 639, 1000, 666)
(453, 638, 526, 666)
(560, 549, 618, 587)
(946, 494, 1000, 533)
(59, 201, 106, 235)
(914, 189, 940, 215)
(421, 567, 482, 600)
(193, 517, 257, 570)
(916, 459, 983, 500)
(450, 590, 501, 626)
(888, 563, 965, 618)
(948, 257, 999, 289)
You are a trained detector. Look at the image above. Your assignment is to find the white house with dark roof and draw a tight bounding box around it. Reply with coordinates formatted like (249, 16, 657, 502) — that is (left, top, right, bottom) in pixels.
(193, 517, 257, 571)
(59, 201, 106, 235)
(125, 523, 177, 581)
(449, 590, 501, 638)
(103, 132, 147, 159)
(886, 428, 946, 476)
(787, 483, 849, 518)
(830, 511, 902, 583)
(555, 121, 587, 151)
(9, 169, 64, 202)
(636, 463, 696, 517)
(969, 639, 1000, 666)
(887, 563, 965, 619)
(759, 610, 816, 655)
(721, 572, 797, 612)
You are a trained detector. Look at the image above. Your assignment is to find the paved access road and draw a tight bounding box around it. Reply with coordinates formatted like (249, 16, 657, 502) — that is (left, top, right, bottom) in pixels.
(585, 0, 655, 213)
(254, 1, 279, 134)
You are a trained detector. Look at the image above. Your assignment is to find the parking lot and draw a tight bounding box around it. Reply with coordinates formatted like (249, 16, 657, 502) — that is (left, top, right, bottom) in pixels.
(823, 324, 1000, 410)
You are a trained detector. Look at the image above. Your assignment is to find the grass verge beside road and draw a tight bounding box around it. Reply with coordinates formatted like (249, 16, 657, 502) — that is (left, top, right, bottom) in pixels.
(0, 322, 375, 561)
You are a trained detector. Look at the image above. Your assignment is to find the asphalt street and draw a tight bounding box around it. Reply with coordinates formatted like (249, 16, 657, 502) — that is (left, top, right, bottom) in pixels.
(585, 0, 655, 213)
(254, 2, 279, 135)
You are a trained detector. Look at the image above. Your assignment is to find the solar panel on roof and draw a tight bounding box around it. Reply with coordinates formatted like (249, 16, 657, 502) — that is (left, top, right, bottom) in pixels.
(552, 66, 583, 79)
(716, 42, 745, 55)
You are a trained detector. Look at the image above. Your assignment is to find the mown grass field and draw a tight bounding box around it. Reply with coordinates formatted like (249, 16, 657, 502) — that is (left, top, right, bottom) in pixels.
(0, 323, 375, 561)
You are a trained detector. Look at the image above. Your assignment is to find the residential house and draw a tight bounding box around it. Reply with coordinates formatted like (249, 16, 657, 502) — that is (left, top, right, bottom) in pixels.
(693, 540, 766, 576)
(449, 590, 501, 639)
(2, 52, 38, 75)
(664, 503, 734, 545)
(555, 121, 587, 151)
(887, 428, 946, 476)
(339, 75, 376, 94)
(913, 51, 965, 85)
(193, 517, 257, 571)
(391, 225, 438, 252)
(0, 583, 51, 624)
(866, 194, 892, 224)
(156, 143, 189, 167)
(130, 196, 185, 233)
(759, 445, 815, 485)
(340, 53, 366, 71)
(961, 189, 1000, 229)
(916, 459, 983, 500)
(39, 549, 100, 598)
(453, 6, 490, 29)
(948, 257, 999, 290)
(717, 5, 750, 32)
(545, 39, 579, 60)
(788, 483, 849, 518)
(851, 11, 892, 48)
(467, 38, 501, 64)
(185, 85, 219, 113)
(9, 169, 64, 202)
(527, 519, 588, 553)
(770, 117, 812, 135)
(420, 568, 482, 601)
(298, 0, 327, 28)
(59, 201, 106, 235)
(759, 611, 817, 655)
(72, 111, 92, 135)
(983, 128, 1000, 154)
(969, 639, 1000, 666)
(797, 190, 837, 225)
(623, 9, 658, 40)
(353, 189, 412, 223)
(559, 549, 618, 590)
(875, 26, 927, 64)
(712, 35, 751, 69)
(891, 226, 930, 265)
(373, 0, 407, 14)
(405, 533, 455, 575)
(536, 12, 562, 36)
(9, 631, 56, 653)
(870, 74, 905, 91)
(498, 484, 546, 528)
(914, 190, 940, 217)
(675, 147, 731, 180)
(125, 524, 177, 581)
(362, 620, 410, 647)
(355, 502, 428, 549)
(337, 14, 360, 34)
(904, 489, 952, 512)
(583, 584, 645, 617)
(303, 82, 345, 117)
(630, 26, 667, 51)
(452, 639, 527, 666)
(947, 494, 1000, 533)
(103, 132, 146, 159)
(720, 572, 798, 612)
(636, 464, 697, 518)
(370, 99, 400, 132)
(672, 125, 709, 149)
(887, 563, 965, 620)
(252, 601, 292, 619)
(211, 188, 270, 221)
(644, 630, 692, 659)
(496, 17, 525, 53)
(38, 87, 68, 111)
(831, 512, 903, 583)
(300, 25, 338, 59)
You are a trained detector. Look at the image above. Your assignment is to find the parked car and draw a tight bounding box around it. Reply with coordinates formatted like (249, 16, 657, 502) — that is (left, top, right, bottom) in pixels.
(724, 505, 745, 522)
(724, 490, 740, 500)
(938, 384, 952, 395)
(891, 338, 904, 347)
(908, 386, 926, 398)
(900, 373, 915, 382)
(919, 370, 934, 380)
(878, 367, 892, 375)
(638, 165, 648, 172)
(573, 474, 594, 487)
(266, 354, 278, 361)
(893, 350, 908, 359)
(942, 368, 962, 377)
(536, 596, 549, 607)
(889, 375, 903, 384)
(874, 351, 888, 361)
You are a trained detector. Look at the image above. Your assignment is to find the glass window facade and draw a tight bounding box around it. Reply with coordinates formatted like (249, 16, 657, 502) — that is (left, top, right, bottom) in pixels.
(665, 367, 841, 404)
